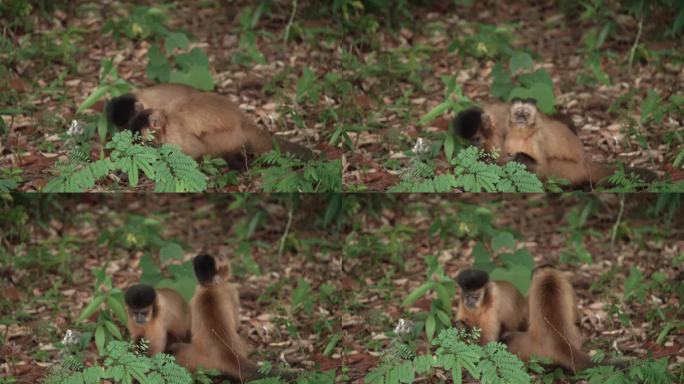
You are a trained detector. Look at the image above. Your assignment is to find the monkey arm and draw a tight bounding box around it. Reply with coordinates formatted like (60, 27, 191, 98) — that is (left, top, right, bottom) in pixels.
(146, 325, 168, 356)
(479, 313, 502, 344)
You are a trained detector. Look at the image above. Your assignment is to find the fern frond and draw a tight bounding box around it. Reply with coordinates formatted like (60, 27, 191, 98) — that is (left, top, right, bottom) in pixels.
(153, 144, 206, 192)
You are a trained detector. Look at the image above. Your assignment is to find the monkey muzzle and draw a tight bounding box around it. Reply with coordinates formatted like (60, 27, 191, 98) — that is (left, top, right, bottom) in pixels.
(134, 312, 149, 324)
(513, 110, 531, 126)
(464, 295, 480, 309)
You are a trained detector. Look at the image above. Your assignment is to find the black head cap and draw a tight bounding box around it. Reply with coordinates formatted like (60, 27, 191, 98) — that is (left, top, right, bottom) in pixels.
(124, 284, 157, 309)
(453, 107, 483, 139)
(129, 109, 153, 134)
(193, 254, 217, 286)
(106, 94, 138, 128)
(456, 269, 489, 291)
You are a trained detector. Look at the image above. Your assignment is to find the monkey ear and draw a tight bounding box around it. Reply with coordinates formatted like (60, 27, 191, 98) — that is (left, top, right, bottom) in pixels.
(511, 97, 522, 103)
(457, 269, 490, 290)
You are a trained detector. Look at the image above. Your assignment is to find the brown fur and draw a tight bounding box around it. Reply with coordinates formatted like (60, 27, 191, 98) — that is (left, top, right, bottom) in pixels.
(170, 257, 262, 382)
(125, 288, 191, 356)
(133, 85, 314, 161)
(133, 84, 200, 114)
(456, 280, 529, 345)
(505, 267, 593, 373)
(460, 101, 657, 187)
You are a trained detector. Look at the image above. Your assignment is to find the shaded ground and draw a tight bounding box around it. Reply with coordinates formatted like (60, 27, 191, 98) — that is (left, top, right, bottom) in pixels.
(2, 1, 683, 191)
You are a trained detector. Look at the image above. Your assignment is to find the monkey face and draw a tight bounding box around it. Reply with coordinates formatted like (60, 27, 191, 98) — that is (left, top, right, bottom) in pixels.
(129, 307, 153, 325)
(463, 290, 484, 310)
(141, 112, 167, 145)
(509, 100, 537, 128)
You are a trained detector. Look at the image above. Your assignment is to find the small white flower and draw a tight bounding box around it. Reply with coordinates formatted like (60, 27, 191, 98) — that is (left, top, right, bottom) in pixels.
(67, 120, 86, 137)
(394, 318, 413, 336)
(413, 138, 431, 156)
(62, 329, 81, 347)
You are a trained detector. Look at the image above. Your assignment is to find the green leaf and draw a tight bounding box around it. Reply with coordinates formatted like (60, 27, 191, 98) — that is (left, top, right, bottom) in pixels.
(95, 324, 106, 355)
(146, 45, 171, 83)
(322, 332, 342, 357)
(517, 68, 553, 89)
(78, 85, 111, 113)
(490, 265, 532, 294)
(169, 64, 215, 91)
(508, 82, 556, 114)
(491, 63, 513, 99)
(420, 101, 453, 125)
(296, 68, 318, 103)
(491, 231, 515, 252)
(78, 295, 107, 322)
(509, 52, 534, 74)
(164, 32, 189, 52)
(444, 126, 455, 162)
(402, 281, 435, 307)
(107, 295, 128, 324)
(425, 313, 436, 341)
(159, 242, 184, 263)
(104, 319, 122, 340)
(471, 242, 494, 271)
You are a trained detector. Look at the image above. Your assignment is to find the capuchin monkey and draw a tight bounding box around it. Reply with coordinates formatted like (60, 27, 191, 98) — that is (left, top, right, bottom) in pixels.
(455, 269, 529, 345)
(503, 267, 594, 373)
(170, 254, 293, 382)
(124, 284, 191, 356)
(106, 84, 314, 162)
(453, 99, 657, 187)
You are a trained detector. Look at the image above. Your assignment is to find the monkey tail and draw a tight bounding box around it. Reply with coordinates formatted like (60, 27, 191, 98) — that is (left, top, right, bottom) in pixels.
(529, 267, 594, 373)
(453, 107, 484, 139)
(192, 254, 217, 286)
(274, 137, 315, 162)
(106, 94, 139, 128)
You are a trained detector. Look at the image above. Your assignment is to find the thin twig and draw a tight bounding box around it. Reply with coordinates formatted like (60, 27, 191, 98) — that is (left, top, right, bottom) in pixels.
(283, 0, 298, 46)
(212, 328, 246, 384)
(611, 194, 626, 250)
(629, 0, 645, 68)
(278, 199, 294, 258)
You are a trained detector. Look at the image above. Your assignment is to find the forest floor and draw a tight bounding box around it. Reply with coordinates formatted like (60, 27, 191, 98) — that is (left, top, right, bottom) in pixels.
(1, 195, 682, 382)
(2, 0, 683, 191)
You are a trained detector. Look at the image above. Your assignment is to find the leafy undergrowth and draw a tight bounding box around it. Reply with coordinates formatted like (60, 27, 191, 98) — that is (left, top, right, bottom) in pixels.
(340, 194, 683, 382)
(1, 194, 683, 382)
(2, 1, 683, 191)
(0, 195, 347, 383)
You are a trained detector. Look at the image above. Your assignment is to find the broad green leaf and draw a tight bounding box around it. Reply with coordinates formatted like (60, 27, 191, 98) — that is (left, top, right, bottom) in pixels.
(169, 64, 215, 91)
(164, 32, 189, 52)
(95, 324, 106, 355)
(107, 295, 128, 324)
(402, 281, 435, 306)
(78, 295, 107, 322)
(491, 231, 516, 252)
(146, 45, 171, 83)
(419, 101, 452, 125)
(159, 242, 184, 263)
(509, 52, 533, 74)
(490, 265, 532, 294)
(425, 313, 436, 341)
(508, 82, 555, 114)
(78, 85, 111, 113)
